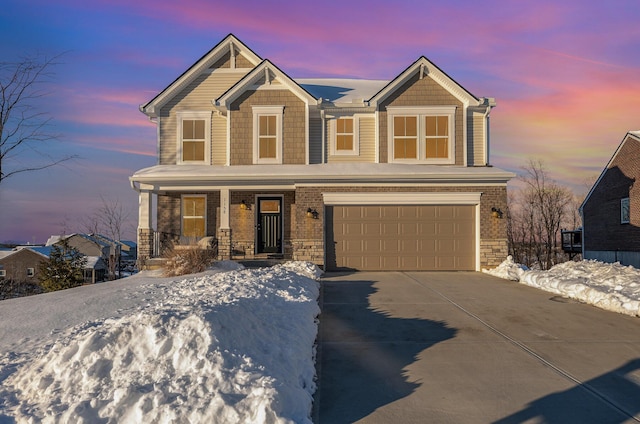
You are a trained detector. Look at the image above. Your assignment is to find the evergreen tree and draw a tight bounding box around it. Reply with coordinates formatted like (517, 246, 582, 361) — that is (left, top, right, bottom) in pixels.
(39, 239, 87, 291)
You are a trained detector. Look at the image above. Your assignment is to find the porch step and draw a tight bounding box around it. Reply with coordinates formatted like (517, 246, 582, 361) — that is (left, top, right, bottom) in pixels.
(141, 257, 169, 271)
(238, 258, 288, 269)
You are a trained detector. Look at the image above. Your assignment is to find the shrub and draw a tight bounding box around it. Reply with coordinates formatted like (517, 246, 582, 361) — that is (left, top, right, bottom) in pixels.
(163, 243, 217, 277)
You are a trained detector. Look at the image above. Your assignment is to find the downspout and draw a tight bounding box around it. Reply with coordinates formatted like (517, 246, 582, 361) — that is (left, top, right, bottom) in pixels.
(483, 98, 496, 166)
(320, 109, 326, 163)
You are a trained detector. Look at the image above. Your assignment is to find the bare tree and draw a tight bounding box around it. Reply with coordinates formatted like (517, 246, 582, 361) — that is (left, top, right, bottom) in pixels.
(0, 53, 75, 183)
(507, 159, 573, 270)
(84, 196, 132, 279)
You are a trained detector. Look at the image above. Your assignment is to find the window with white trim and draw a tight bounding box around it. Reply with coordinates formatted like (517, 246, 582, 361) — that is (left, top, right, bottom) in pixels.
(0, 269, 5, 278)
(182, 195, 207, 238)
(27, 268, 35, 277)
(621, 197, 630, 224)
(253, 106, 283, 164)
(331, 116, 359, 156)
(177, 111, 211, 164)
(387, 106, 456, 164)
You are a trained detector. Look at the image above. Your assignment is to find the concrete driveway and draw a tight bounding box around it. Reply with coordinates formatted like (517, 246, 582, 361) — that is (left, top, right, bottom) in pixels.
(313, 272, 640, 424)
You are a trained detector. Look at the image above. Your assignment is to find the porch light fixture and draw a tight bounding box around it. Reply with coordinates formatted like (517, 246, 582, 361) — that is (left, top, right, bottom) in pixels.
(240, 200, 251, 211)
(306, 208, 319, 219)
(491, 207, 503, 219)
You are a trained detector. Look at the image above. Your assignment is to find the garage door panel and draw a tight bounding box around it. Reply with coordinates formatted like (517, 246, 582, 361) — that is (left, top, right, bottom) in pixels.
(327, 204, 475, 271)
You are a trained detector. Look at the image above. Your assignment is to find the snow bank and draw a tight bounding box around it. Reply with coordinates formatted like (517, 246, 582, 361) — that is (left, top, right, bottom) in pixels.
(0, 262, 321, 423)
(485, 257, 640, 317)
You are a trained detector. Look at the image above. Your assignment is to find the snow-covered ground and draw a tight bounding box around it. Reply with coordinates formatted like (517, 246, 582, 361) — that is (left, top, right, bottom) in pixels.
(0, 261, 322, 423)
(485, 257, 640, 317)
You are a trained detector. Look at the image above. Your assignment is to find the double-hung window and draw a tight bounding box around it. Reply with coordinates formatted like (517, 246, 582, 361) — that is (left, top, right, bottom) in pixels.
(177, 111, 211, 164)
(331, 116, 359, 155)
(253, 106, 283, 164)
(182, 195, 206, 238)
(388, 106, 455, 164)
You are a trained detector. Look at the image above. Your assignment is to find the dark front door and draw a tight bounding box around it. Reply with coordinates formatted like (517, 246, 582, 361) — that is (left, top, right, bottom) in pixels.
(256, 197, 282, 254)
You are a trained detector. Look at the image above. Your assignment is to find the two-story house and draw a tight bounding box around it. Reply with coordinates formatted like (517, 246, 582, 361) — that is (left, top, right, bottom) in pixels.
(130, 34, 513, 271)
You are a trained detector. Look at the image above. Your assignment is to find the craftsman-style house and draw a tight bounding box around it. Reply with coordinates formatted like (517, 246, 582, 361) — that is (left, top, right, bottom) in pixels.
(130, 34, 513, 271)
(580, 131, 640, 268)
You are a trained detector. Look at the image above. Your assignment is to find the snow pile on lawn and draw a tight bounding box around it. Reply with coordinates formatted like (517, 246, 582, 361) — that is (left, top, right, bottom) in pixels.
(485, 257, 640, 317)
(0, 262, 321, 423)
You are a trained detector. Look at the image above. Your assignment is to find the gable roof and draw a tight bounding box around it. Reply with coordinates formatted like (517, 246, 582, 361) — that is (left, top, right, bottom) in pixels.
(215, 59, 319, 111)
(580, 130, 640, 213)
(141, 34, 262, 118)
(368, 56, 482, 108)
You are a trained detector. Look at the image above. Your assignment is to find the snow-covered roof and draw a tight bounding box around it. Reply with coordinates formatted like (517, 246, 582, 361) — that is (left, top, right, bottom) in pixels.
(296, 78, 388, 104)
(130, 163, 514, 190)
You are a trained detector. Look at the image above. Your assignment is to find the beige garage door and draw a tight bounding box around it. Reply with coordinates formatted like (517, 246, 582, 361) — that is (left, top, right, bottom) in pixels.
(326, 205, 475, 271)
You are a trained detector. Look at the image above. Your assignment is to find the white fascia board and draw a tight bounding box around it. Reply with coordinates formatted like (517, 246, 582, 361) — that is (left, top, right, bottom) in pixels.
(142, 34, 261, 117)
(217, 60, 318, 109)
(323, 192, 481, 205)
(369, 57, 479, 108)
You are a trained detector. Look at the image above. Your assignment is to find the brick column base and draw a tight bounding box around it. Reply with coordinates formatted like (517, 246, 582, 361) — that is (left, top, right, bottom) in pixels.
(218, 228, 231, 260)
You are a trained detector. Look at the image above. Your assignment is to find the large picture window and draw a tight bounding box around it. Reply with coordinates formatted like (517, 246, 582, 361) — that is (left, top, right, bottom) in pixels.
(387, 106, 455, 164)
(182, 195, 206, 238)
(177, 112, 211, 164)
(253, 106, 283, 164)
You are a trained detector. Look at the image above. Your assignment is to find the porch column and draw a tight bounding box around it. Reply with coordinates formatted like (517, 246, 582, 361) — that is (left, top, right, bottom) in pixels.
(137, 189, 154, 260)
(218, 188, 232, 259)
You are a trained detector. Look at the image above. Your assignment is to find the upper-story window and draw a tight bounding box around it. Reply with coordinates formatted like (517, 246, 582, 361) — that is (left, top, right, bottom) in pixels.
(177, 111, 211, 164)
(387, 106, 455, 164)
(621, 197, 630, 224)
(253, 106, 283, 164)
(331, 116, 359, 156)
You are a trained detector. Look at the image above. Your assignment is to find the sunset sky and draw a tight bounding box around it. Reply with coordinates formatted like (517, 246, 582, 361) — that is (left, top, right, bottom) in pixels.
(1, 0, 639, 243)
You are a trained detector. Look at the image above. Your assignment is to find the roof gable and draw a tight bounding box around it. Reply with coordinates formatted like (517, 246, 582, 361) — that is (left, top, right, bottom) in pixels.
(215, 59, 319, 111)
(141, 34, 262, 117)
(368, 56, 481, 108)
(580, 130, 640, 212)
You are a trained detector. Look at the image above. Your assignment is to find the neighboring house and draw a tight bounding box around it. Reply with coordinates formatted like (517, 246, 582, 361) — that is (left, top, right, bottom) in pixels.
(130, 34, 513, 271)
(580, 130, 640, 268)
(48, 233, 122, 277)
(0, 245, 108, 285)
(0, 247, 48, 285)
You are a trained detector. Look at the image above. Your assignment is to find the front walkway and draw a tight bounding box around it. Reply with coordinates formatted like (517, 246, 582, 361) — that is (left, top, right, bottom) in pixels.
(314, 272, 640, 423)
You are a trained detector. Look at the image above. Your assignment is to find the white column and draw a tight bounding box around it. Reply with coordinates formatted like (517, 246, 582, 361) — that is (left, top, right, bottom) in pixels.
(220, 188, 230, 229)
(138, 190, 153, 230)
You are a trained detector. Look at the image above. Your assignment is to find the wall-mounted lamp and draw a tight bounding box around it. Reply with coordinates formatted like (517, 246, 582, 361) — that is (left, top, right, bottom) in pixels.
(306, 207, 319, 219)
(240, 200, 251, 211)
(491, 207, 503, 219)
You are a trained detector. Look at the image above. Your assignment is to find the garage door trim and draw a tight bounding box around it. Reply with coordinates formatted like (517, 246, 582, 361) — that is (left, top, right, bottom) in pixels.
(323, 192, 481, 205)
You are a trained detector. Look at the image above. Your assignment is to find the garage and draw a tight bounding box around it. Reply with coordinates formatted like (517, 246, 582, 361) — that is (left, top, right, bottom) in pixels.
(326, 204, 476, 271)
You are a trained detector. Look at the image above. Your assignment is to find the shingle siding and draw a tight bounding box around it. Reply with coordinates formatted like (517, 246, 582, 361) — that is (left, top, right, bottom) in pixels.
(229, 89, 306, 165)
(378, 74, 464, 164)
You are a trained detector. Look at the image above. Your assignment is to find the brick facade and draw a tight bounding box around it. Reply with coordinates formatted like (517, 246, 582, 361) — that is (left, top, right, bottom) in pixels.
(583, 134, 640, 262)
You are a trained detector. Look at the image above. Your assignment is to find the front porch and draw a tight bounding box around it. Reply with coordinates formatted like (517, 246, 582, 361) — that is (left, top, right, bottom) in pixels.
(134, 186, 325, 267)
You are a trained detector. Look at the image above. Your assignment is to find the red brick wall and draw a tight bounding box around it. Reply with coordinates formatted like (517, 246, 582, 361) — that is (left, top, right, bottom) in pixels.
(583, 136, 640, 251)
